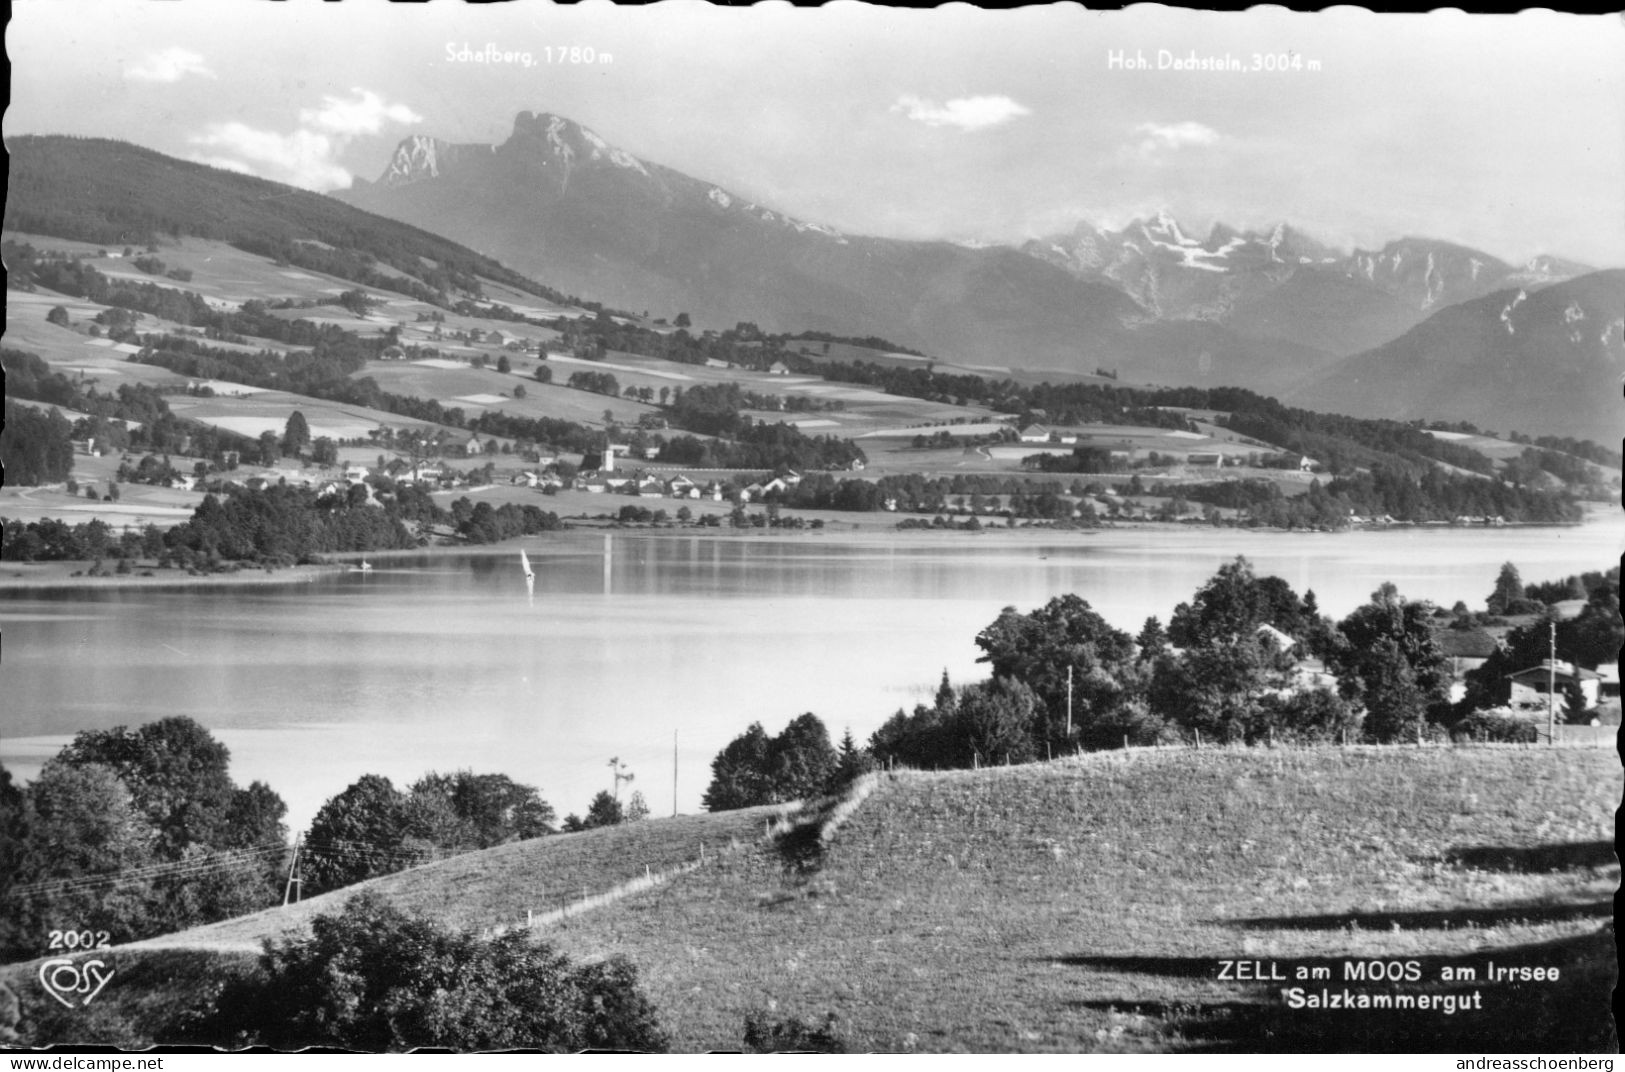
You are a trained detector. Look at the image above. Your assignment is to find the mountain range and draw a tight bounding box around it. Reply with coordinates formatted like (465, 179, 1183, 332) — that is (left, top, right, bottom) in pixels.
(1288, 270, 1625, 443)
(4, 121, 1617, 441)
(338, 113, 1360, 393)
(335, 111, 1620, 439)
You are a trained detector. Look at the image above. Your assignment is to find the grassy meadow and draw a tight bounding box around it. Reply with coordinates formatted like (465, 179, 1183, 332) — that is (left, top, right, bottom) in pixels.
(4, 745, 1613, 1052)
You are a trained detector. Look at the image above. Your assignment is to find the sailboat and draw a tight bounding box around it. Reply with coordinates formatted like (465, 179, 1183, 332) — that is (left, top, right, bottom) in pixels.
(521, 548, 535, 602)
(353, 557, 373, 573)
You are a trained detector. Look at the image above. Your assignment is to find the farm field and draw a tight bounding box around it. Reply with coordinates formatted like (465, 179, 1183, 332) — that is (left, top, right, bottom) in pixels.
(7, 746, 1613, 1052)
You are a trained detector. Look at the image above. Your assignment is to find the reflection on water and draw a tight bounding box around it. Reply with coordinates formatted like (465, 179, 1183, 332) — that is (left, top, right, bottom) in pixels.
(3, 518, 1620, 829)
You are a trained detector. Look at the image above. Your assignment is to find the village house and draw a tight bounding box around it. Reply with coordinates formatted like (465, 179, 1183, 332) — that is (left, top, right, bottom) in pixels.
(1596, 663, 1620, 703)
(1434, 628, 1501, 702)
(666, 475, 700, 498)
(343, 465, 370, 482)
(767, 360, 791, 376)
(1506, 660, 1601, 709)
(1017, 424, 1052, 444)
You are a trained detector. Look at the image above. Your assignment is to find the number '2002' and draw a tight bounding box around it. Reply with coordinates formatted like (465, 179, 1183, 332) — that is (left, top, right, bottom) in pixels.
(48, 929, 112, 951)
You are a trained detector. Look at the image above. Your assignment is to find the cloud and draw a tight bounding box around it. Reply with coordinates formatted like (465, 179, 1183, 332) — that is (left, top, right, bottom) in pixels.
(187, 89, 422, 191)
(300, 88, 423, 137)
(125, 47, 215, 83)
(1129, 121, 1221, 160)
(892, 94, 1031, 132)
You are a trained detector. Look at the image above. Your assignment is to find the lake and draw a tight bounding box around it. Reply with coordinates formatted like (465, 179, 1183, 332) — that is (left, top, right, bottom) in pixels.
(3, 515, 1621, 831)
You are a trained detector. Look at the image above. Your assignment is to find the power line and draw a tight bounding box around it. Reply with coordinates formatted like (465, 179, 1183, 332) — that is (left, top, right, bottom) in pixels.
(6, 843, 289, 899)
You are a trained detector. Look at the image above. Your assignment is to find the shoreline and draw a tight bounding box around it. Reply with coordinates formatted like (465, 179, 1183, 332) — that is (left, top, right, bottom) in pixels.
(2, 508, 1614, 591)
(0, 560, 346, 592)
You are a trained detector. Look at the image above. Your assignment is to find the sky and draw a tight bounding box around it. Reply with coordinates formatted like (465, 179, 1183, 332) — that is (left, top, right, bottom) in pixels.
(7, 0, 1625, 267)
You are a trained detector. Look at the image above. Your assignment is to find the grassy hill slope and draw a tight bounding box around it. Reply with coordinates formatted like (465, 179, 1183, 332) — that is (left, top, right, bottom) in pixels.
(543, 748, 1617, 1052)
(5, 136, 577, 307)
(7, 746, 1612, 1052)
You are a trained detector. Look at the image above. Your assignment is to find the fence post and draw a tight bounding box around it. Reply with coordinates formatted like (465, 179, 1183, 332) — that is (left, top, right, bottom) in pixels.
(1195, 729, 1202, 750)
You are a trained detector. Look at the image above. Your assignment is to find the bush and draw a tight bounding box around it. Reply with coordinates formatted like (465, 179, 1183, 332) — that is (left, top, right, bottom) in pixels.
(742, 1009, 847, 1053)
(1450, 712, 1539, 744)
(199, 892, 667, 1052)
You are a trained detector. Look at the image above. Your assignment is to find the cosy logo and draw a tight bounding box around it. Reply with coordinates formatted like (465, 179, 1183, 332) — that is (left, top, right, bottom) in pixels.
(37, 957, 115, 1008)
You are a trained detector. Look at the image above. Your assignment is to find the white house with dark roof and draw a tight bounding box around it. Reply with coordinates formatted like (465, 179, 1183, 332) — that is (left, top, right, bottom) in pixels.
(1018, 424, 1052, 443)
(1506, 660, 1600, 708)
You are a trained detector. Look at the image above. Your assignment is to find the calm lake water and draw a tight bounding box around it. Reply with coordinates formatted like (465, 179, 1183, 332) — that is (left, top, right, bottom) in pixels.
(4, 515, 1621, 831)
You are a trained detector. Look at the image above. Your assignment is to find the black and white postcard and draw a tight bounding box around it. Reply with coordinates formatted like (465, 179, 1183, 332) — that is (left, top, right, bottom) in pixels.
(2, 0, 1620, 1057)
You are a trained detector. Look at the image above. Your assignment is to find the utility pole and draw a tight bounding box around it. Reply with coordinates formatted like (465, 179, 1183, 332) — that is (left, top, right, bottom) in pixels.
(1548, 620, 1557, 747)
(282, 836, 303, 906)
(673, 730, 679, 818)
(609, 756, 634, 801)
(1066, 664, 1074, 739)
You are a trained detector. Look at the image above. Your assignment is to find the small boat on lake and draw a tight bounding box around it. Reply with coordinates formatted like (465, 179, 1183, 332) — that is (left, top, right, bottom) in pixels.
(520, 549, 535, 582)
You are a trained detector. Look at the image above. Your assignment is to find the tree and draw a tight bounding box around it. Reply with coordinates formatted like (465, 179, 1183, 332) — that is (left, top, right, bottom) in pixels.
(951, 677, 1041, 766)
(1149, 636, 1288, 744)
(583, 790, 624, 829)
(534, 364, 553, 384)
(767, 713, 838, 801)
(59, 717, 241, 859)
(256, 430, 281, 466)
(1360, 637, 1427, 743)
(282, 411, 311, 458)
(404, 771, 555, 850)
(974, 594, 1137, 746)
(46, 305, 70, 326)
(624, 791, 651, 822)
(512, 384, 527, 399)
(0, 399, 75, 485)
(1136, 616, 1169, 661)
(674, 312, 691, 329)
(1562, 677, 1590, 723)
(311, 437, 338, 466)
(199, 892, 668, 1051)
(1329, 585, 1449, 713)
(826, 729, 875, 792)
(1168, 556, 1308, 648)
(702, 714, 839, 811)
(1487, 561, 1523, 615)
(496, 354, 511, 374)
(303, 775, 411, 894)
(703, 723, 774, 811)
(5, 761, 158, 959)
